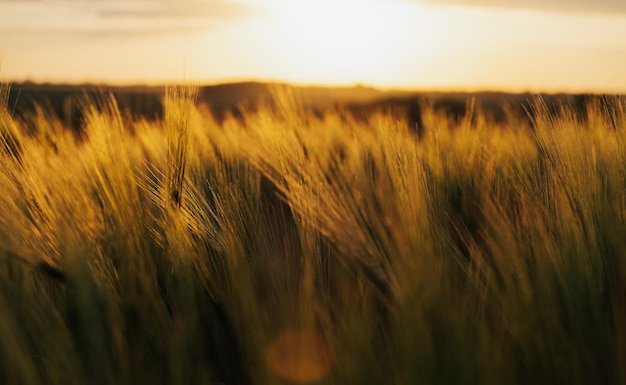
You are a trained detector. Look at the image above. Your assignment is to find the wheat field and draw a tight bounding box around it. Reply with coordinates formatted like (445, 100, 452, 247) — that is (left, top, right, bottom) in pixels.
(1, 81, 626, 385)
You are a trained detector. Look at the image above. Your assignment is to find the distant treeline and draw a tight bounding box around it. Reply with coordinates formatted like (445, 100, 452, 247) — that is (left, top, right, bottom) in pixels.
(7, 83, 165, 133)
(6, 81, 623, 133)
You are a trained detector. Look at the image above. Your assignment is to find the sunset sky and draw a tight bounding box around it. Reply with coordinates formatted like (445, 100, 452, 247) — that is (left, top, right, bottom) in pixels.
(1, 0, 625, 92)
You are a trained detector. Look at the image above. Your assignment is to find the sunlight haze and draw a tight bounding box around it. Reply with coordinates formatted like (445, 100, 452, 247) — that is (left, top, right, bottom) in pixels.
(1, 0, 625, 92)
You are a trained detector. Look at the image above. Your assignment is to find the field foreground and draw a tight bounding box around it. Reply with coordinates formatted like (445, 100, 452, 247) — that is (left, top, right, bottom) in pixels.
(1, 83, 626, 385)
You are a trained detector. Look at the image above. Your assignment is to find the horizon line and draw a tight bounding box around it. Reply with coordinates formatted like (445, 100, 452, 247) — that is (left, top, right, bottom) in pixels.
(4, 76, 626, 96)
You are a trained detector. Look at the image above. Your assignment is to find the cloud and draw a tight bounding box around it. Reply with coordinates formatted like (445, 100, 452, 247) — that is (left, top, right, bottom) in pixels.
(92, 0, 262, 21)
(0, 0, 260, 37)
(417, 0, 626, 14)
(0, 26, 207, 38)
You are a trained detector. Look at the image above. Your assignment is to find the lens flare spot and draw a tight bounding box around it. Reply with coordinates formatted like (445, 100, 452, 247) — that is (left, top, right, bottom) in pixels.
(266, 329, 333, 384)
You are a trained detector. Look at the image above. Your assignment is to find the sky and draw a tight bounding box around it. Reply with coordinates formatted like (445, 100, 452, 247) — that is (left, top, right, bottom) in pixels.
(1, 0, 626, 92)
